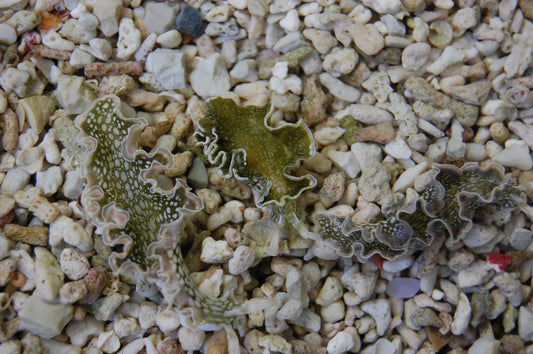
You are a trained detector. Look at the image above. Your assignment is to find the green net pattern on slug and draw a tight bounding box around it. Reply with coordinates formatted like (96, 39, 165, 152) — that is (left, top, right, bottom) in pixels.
(316, 163, 523, 260)
(195, 97, 316, 208)
(75, 95, 236, 324)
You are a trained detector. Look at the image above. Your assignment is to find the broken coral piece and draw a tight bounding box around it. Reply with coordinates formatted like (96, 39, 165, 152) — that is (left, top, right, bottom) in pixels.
(74, 95, 238, 325)
(195, 97, 316, 208)
(316, 163, 523, 260)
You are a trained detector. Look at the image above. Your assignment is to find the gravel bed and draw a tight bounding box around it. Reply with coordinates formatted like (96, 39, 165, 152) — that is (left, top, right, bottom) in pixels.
(0, 0, 533, 353)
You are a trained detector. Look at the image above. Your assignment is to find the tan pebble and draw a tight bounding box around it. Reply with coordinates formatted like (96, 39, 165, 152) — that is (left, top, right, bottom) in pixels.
(206, 330, 228, 354)
(350, 122, 396, 144)
(489, 122, 510, 145)
(124, 88, 165, 112)
(1, 109, 18, 153)
(10, 270, 27, 288)
(30, 44, 71, 60)
(4, 224, 48, 246)
(300, 75, 329, 127)
(519, 0, 533, 20)
(29, 195, 60, 223)
(0, 210, 15, 227)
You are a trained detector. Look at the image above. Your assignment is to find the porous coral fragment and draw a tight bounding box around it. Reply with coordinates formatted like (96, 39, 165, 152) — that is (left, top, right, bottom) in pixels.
(316, 163, 523, 260)
(196, 97, 316, 208)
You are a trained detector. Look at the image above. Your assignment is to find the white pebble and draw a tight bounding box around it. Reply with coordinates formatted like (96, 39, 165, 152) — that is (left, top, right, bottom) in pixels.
(201, 237, 233, 263)
(34, 246, 64, 301)
(228, 245, 255, 275)
(361, 299, 391, 336)
(319, 73, 361, 102)
(36, 166, 64, 196)
(327, 329, 356, 354)
(60, 248, 90, 280)
(493, 139, 533, 170)
(451, 292, 471, 335)
(178, 327, 205, 351)
(49, 215, 93, 252)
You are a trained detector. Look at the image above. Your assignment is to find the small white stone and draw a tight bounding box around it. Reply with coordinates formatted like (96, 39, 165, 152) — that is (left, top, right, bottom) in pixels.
(42, 31, 75, 51)
(66, 315, 104, 346)
(134, 32, 157, 63)
(19, 294, 73, 339)
(323, 48, 358, 75)
(320, 299, 345, 323)
(97, 330, 120, 353)
(228, 245, 255, 275)
(91, 0, 121, 37)
(139, 302, 157, 330)
(351, 143, 383, 172)
(457, 261, 491, 288)
(327, 329, 356, 354)
(80, 38, 112, 61)
(59, 280, 87, 304)
(315, 276, 343, 306)
(60, 248, 90, 281)
(319, 73, 361, 102)
(230, 59, 258, 82)
(36, 166, 63, 196)
(114, 316, 140, 338)
(451, 293, 471, 336)
(468, 335, 500, 354)
(361, 299, 391, 336)
(303, 28, 337, 54)
(0, 23, 16, 45)
(0, 168, 30, 196)
(519, 306, 533, 341)
(426, 46, 464, 75)
(59, 19, 96, 43)
(143, 1, 175, 34)
(34, 246, 64, 301)
(49, 215, 93, 252)
(402, 42, 431, 71)
(493, 139, 533, 170)
(462, 224, 498, 248)
(323, 150, 360, 178)
(145, 49, 186, 90)
(178, 327, 205, 351)
(70, 48, 95, 69)
(383, 255, 414, 273)
(201, 237, 233, 263)
(350, 23, 385, 55)
(190, 53, 231, 99)
(156, 30, 182, 49)
(314, 126, 345, 145)
(384, 136, 412, 160)
(279, 9, 300, 32)
(336, 104, 393, 124)
(155, 305, 180, 333)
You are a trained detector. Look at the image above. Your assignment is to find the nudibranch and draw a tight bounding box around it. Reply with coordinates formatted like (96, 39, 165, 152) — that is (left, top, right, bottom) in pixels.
(73, 95, 240, 326)
(195, 97, 317, 209)
(315, 163, 525, 260)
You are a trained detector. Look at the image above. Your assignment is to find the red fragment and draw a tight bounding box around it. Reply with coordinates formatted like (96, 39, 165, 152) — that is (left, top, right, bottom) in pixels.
(368, 253, 384, 270)
(487, 252, 512, 271)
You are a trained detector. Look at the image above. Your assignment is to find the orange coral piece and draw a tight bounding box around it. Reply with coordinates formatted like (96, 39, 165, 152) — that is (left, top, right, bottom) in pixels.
(39, 10, 70, 34)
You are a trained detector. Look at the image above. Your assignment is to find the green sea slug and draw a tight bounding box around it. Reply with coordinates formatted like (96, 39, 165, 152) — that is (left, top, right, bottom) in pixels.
(73, 95, 245, 327)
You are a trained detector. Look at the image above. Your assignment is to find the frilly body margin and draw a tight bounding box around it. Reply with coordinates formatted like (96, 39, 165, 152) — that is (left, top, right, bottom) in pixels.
(314, 162, 525, 260)
(73, 95, 258, 327)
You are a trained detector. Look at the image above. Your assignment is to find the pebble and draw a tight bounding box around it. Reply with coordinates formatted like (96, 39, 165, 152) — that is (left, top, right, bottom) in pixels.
(386, 278, 420, 299)
(327, 329, 356, 354)
(145, 49, 186, 91)
(462, 224, 498, 249)
(34, 246, 64, 301)
(341, 270, 377, 303)
(19, 294, 73, 339)
(361, 299, 391, 336)
(201, 237, 233, 263)
(350, 23, 385, 55)
(303, 29, 337, 54)
(315, 276, 343, 306)
(493, 272, 523, 307)
(49, 216, 93, 252)
(175, 3, 204, 38)
(0, 23, 16, 44)
(493, 139, 533, 170)
(322, 48, 358, 75)
(60, 248, 90, 281)
(451, 292, 471, 335)
(319, 72, 361, 102)
(190, 53, 231, 98)
(143, 1, 175, 35)
(228, 245, 255, 275)
(468, 335, 501, 354)
(156, 29, 182, 49)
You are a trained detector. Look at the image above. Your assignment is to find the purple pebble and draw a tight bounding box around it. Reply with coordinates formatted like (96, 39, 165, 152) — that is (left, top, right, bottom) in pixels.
(386, 277, 420, 299)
